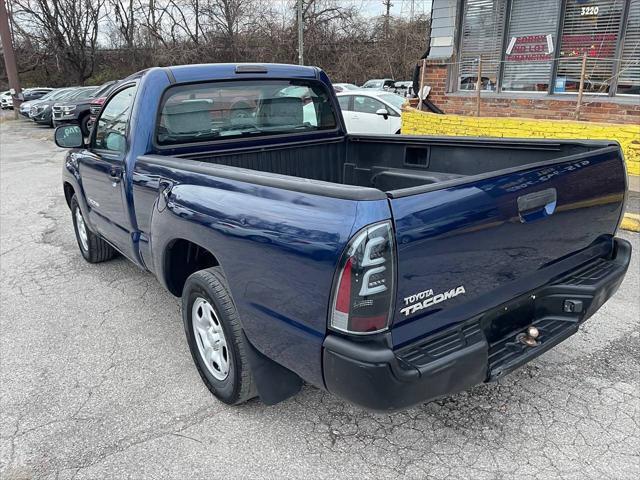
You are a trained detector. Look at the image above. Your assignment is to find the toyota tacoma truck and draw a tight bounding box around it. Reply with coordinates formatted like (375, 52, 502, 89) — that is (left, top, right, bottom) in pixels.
(56, 63, 631, 411)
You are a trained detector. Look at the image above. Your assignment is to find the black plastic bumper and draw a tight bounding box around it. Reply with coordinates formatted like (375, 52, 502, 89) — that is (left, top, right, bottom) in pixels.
(53, 118, 77, 127)
(323, 238, 632, 411)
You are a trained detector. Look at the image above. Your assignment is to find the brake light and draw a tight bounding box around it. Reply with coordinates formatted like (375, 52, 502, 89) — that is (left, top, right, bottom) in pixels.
(329, 221, 395, 334)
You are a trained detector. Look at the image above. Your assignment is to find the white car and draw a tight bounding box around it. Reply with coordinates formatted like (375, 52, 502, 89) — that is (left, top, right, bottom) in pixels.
(0, 91, 12, 109)
(333, 83, 359, 92)
(337, 90, 406, 134)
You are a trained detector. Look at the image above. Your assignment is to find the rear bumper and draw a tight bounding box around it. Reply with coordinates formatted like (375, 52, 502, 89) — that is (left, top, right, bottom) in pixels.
(323, 237, 631, 411)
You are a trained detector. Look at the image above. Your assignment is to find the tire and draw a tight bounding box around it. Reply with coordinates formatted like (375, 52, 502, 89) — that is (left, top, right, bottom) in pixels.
(79, 115, 91, 136)
(70, 194, 116, 263)
(182, 267, 256, 405)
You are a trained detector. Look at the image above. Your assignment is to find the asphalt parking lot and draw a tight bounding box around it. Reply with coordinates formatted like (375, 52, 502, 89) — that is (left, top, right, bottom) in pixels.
(1, 116, 639, 480)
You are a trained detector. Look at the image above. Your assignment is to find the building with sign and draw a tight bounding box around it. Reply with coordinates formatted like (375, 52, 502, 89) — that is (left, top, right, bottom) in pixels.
(421, 0, 639, 123)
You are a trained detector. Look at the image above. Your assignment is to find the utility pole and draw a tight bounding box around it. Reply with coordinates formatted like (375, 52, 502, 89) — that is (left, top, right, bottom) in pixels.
(0, 0, 21, 118)
(297, 0, 304, 65)
(383, 0, 392, 39)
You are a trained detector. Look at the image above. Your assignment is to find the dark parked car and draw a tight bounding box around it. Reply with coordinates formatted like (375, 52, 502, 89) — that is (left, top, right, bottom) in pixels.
(52, 84, 104, 135)
(22, 88, 53, 101)
(29, 88, 80, 126)
(20, 88, 73, 118)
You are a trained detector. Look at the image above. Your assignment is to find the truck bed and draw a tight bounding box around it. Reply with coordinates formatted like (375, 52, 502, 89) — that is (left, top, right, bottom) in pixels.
(139, 133, 626, 353)
(170, 134, 614, 196)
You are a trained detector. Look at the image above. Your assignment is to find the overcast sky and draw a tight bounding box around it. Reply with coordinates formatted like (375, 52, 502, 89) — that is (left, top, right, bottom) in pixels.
(350, 0, 432, 17)
(274, 0, 433, 18)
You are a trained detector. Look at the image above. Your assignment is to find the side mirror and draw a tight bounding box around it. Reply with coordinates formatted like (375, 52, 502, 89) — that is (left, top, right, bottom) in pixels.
(54, 125, 84, 148)
(376, 108, 390, 119)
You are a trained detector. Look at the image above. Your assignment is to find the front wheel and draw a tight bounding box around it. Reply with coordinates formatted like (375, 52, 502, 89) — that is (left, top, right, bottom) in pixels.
(70, 194, 116, 263)
(182, 267, 256, 405)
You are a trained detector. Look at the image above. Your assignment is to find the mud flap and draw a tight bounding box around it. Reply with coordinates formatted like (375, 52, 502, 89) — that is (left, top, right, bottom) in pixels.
(242, 332, 303, 405)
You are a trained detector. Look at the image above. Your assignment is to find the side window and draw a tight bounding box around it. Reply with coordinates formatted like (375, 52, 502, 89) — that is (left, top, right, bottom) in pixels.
(93, 86, 137, 153)
(338, 96, 351, 111)
(353, 96, 385, 114)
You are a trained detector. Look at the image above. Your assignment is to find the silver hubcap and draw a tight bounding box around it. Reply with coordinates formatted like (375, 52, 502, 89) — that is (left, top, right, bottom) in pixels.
(75, 208, 89, 251)
(192, 298, 230, 381)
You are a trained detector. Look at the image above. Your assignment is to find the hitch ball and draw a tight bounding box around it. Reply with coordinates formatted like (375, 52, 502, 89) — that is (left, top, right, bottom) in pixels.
(518, 325, 540, 347)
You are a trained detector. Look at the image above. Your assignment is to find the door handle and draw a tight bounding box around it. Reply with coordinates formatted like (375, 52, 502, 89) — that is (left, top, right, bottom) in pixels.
(517, 188, 557, 223)
(109, 166, 122, 183)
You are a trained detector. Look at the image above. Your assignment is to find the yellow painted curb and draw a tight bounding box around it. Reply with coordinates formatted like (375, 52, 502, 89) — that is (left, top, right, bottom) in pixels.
(621, 213, 640, 232)
(401, 108, 640, 176)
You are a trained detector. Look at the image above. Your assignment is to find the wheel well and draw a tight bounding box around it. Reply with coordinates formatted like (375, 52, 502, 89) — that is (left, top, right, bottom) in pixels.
(63, 182, 75, 208)
(164, 239, 219, 296)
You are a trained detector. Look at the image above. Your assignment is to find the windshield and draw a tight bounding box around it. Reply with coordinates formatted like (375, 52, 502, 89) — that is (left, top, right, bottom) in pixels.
(157, 79, 337, 146)
(93, 81, 117, 98)
(378, 93, 406, 110)
(66, 87, 99, 101)
(38, 89, 65, 101)
(364, 81, 382, 88)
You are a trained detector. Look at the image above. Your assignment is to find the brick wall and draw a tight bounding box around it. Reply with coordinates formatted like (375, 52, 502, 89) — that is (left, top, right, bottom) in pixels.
(418, 61, 640, 125)
(401, 107, 640, 176)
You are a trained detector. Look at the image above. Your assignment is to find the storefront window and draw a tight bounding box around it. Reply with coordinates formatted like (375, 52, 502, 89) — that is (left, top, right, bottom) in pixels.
(502, 0, 561, 92)
(455, 0, 637, 96)
(458, 0, 507, 91)
(617, 0, 640, 95)
(555, 0, 625, 94)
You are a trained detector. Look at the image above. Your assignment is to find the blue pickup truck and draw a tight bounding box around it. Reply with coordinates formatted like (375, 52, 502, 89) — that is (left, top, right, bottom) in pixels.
(56, 63, 631, 411)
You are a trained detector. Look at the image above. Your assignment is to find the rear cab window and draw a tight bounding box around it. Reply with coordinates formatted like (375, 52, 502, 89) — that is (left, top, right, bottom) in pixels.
(156, 79, 338, 146)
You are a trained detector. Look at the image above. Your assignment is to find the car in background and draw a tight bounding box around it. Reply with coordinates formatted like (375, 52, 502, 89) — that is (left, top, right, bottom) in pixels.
(1, 90, 13, 109)
(20, 88, 71, 118)
(1, 88, 53, 109)
(88, 80, 120, 129)
(52, 83, 106, 135)
(361, 78, 395, 90)
(333, 83, 359, 93)
(30, 88, 80, 126)
(337, 90, 406, 134)
(393, 81, 414, 97)
(22, 88, 53, 102)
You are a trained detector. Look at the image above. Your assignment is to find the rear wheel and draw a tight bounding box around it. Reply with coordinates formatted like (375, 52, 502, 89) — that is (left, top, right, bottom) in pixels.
(70, 194, 116, 263)
(182, 267, 256, 405)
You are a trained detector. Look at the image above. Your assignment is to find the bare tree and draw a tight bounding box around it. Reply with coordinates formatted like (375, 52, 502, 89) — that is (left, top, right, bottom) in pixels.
(1, 0, 430, 89)
(202, 0, 254, 61)
(11, 0, 105, 84)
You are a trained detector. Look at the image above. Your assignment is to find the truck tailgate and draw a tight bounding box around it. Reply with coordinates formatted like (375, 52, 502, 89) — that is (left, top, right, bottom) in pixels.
(389, 146, 626, 347)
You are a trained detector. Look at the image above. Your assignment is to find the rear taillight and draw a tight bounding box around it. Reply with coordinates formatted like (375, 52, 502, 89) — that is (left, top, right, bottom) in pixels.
(329, 221, 395, 335)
